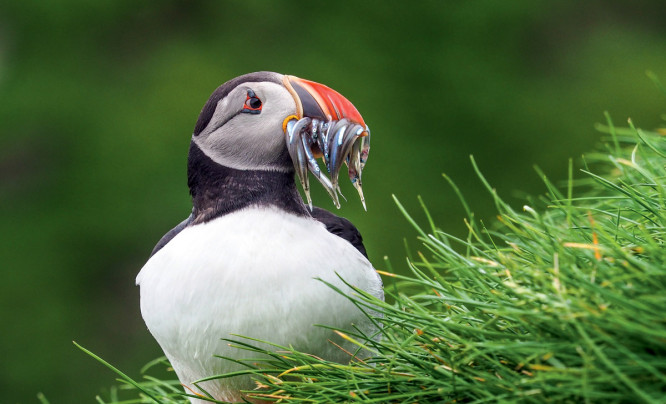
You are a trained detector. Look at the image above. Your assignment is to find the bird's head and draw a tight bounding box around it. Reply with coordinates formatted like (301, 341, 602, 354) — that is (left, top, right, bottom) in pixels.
(190, 71, 370, 209)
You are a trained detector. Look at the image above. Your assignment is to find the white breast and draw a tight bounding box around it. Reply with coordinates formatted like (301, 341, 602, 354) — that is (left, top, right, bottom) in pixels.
(136, 206, 382, 402)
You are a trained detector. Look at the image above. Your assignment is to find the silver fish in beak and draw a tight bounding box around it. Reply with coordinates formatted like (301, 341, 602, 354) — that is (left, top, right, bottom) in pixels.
(282, 75, 370, 210)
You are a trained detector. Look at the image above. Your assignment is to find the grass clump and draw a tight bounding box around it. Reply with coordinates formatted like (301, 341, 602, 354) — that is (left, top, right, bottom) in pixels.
(85, 114, 666, 403)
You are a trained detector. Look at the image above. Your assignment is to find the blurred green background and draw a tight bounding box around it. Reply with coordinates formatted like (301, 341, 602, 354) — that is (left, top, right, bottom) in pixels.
(1, 1, 665, 402)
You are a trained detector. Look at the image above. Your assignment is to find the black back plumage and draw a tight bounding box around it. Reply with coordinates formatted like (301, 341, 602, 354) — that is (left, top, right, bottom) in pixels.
(150, 213, 193, 257)
(310, 207, 368, 258)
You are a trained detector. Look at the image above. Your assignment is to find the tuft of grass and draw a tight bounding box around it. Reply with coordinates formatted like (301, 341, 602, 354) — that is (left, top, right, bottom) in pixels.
(86, 114, 666, 403)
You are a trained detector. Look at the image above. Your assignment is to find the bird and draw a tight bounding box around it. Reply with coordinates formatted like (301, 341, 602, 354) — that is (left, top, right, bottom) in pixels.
(136, 72, 384, 403)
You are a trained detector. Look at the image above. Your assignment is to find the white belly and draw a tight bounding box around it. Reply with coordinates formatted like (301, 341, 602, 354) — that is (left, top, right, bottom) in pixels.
(136, 206, 382, 402)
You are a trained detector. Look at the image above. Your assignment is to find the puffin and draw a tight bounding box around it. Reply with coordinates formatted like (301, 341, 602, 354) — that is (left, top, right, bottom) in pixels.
(136, 72, 384, 403)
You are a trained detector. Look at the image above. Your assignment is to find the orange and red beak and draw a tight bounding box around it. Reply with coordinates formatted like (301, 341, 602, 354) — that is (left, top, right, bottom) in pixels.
(283, 75, 367, 134)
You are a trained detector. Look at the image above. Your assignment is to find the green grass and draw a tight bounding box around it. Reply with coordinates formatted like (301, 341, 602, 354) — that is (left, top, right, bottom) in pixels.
(81, 111, 666, 403)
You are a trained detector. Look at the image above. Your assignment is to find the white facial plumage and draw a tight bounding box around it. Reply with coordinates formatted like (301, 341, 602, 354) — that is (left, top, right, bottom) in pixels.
(192, 79, 297, 171)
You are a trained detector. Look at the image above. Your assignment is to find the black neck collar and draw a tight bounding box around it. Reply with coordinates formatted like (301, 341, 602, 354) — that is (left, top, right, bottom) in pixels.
(187, 143, 309, 224)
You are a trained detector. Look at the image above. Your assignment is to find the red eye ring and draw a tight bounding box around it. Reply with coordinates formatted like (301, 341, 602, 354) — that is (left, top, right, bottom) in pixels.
(242, 90, 262, 114)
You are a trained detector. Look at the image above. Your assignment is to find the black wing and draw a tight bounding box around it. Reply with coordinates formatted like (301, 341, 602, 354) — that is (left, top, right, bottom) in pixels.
(310, 207, 368, 258)
(149, 213, 194, 257)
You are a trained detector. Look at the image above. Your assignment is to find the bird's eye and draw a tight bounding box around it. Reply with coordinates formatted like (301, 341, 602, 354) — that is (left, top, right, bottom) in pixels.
(247, 97, 262, 109)
(242, 90, 262, 114)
